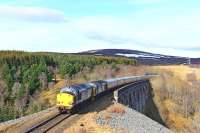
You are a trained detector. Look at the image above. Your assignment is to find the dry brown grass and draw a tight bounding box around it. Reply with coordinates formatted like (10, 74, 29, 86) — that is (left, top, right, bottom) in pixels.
(155, 65, 200, 81)
(63, 104, 130, 133)
(103, 113, 112, 120)
(63, 112, 115, 133)
(148, 65, 200, 132)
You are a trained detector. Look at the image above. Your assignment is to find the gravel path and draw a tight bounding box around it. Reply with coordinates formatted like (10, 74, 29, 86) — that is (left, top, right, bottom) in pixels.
(96, 104, 173, 133)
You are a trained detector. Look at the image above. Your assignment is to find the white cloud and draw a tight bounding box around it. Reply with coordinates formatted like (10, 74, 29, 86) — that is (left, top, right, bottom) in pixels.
(0, 5, 67, 22)
(75, 13, 200, 50)
(0, 20, 112, 53)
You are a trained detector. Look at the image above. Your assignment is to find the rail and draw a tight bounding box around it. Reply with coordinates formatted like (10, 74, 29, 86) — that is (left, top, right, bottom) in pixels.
(24, 113, 71, 133)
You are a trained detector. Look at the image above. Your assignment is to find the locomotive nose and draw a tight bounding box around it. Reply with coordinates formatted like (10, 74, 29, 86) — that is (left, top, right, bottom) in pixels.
(56, 93, 74, 110)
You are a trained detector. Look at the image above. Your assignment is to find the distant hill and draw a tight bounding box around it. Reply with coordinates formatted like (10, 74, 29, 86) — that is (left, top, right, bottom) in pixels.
(78, 49, 200, 65)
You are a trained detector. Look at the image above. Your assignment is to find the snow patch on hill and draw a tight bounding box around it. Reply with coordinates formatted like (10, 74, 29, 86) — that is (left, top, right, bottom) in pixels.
(115, 53, 162, 58)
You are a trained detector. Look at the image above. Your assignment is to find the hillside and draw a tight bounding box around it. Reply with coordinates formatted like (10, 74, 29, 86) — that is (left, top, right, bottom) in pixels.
(79, 49, 200, 65)
(0, 51, 136, 122)
(1, 60, 199, 132)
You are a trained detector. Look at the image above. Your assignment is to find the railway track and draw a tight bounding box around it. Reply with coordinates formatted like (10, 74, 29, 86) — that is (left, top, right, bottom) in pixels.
(24, 113, 71, 133)
(24, 80, 151, 133)
(24, 92, 114, 133)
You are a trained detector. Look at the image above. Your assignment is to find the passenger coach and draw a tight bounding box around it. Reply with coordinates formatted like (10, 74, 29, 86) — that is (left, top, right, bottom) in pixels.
(56, 75, 150, 113)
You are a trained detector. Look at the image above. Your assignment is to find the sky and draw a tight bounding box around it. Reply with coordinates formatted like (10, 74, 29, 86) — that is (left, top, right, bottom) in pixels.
(0, 0, 200, 57)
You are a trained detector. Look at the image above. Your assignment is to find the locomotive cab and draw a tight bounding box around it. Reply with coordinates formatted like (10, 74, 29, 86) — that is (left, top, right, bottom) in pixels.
(57, 93, 74, 109)
(56, 87, 77, 113)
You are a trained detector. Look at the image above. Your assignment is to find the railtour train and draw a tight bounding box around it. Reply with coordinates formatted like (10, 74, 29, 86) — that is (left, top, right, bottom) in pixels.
(56, 75, 150, 113)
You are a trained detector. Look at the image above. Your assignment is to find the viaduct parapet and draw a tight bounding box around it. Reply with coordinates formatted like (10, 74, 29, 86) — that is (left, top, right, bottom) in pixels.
(114, 80, 151, 113)
(113, 79, 171, 132)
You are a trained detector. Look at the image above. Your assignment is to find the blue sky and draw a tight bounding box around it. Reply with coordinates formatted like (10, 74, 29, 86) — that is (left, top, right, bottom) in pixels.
(0, 0, 200, 57)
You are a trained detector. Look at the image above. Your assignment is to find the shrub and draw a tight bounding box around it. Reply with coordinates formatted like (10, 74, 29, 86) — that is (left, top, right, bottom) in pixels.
(107, 104, 125, 114)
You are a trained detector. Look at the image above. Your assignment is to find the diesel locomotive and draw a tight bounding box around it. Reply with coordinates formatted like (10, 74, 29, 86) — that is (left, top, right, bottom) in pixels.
(56, 75, 150, 113)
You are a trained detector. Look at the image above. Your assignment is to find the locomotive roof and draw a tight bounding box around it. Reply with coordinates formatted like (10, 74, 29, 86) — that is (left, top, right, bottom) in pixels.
(60, 83, 93, 95)
(60, 86, 78, 95)
(73, 83, 93, 92)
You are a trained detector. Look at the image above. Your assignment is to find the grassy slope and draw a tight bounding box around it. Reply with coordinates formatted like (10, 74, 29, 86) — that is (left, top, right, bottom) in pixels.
(150, 65, 200, 132)
(156, 65, 200, 80)
(37, 65, 200, 133)
(63, 104, 126, 133)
